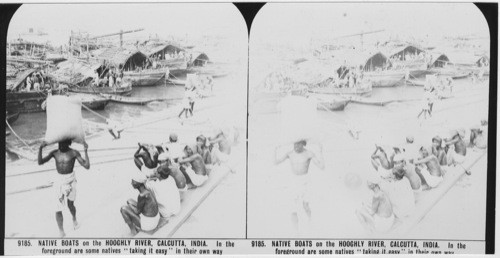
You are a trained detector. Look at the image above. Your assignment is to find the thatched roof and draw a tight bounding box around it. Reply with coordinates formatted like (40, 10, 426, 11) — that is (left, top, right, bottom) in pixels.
(334, 50, 391, 71)
(189, 51, 210, 66)
(141, 44, 185, 57)
(51, 60, 101, 86)
(97, 47, 148, 70)
(7, 68, 37, 91)
(428, 53, 450, 68)
(389, 45, 425, 60)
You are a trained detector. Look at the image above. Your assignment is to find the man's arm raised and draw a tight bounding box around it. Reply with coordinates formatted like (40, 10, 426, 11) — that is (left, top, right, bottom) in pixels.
(38, 141, 54, 165)
(274, 146, 289, 165)
(311, 143, 325, 170)
(75, 142, 90, 169)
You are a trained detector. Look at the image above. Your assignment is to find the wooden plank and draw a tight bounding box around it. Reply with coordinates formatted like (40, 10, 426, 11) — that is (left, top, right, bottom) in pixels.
(136, 165, 231, 238)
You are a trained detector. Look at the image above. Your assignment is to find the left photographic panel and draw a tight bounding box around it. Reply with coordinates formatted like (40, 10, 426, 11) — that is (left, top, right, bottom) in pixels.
(5, 3, 248, 239)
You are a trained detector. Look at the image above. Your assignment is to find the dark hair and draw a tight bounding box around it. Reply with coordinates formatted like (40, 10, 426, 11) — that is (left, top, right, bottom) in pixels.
(196, 135, 206, 143)
(393, 167, 405, 180)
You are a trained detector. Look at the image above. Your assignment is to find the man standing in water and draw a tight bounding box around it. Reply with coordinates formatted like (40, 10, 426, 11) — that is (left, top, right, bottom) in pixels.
(274, 139, 324, 235)
(38, 139, 90, 237)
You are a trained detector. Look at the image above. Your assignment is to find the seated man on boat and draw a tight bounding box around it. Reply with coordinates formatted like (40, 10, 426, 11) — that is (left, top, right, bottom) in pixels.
(194, 135, 212, 166)
(162, 133, 185, 164)
(134, 143, 161, 177)
(392, 154, 422, 195)
(355, 175, 395, 234)
(208, 127, 235, 173)
(413, 146, 445, 189)
(157, 153, 188, 191)
(178, 144, 209, 187)
(120, 172, 160, 236)
(384, 163, 416, 219)
(444, 129, 468, 171)
(144, 155, 182, 219)
(370, 145, 396, 179)
(431, 136, 447, 166)
(469, 119, 488, 150)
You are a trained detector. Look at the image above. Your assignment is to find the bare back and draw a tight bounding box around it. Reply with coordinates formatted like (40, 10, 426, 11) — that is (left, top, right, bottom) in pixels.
(137, 190, 158, 217)
(373, 191, 393, 217)
(454, 138, 467, 156)
(403, 163, 422, 190)
(424, 156, 443, 177)
(189, 154, 207, 176)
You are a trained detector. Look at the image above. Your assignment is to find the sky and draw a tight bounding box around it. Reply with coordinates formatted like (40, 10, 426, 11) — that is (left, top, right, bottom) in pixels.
(8, 3, 248, 46)
(250, 3, 490, 48)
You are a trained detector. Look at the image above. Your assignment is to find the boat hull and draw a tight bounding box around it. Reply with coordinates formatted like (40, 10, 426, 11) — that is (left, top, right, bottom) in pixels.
(69, 83, 133, 96)
(364, 71, 405, 87)
(6, 90, 56, 113)
(317, 99, 349, 111)
(124, 70, 167, 87)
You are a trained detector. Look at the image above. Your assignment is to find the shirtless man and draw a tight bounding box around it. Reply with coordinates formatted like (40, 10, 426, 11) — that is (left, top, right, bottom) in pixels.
(469, 119, 488, 149)
(355, 178, 395, 233)
(431, 136, 447, 166)
(414, 146, 444, 188)
(209, 128, 234, 171)
(392, 154, 422, 192)
(134, 143, 160, 177)
(444, 130, 468, 169)
(38, 139, 90, 237)
(120, 172, 159, 235)
(275, 140, 324, 234)
(156, 153, 187, 191)
(370, 145, 395, 178)
(194, 135, 212, 165)
(178, 145, 209, 187)
(144, 163, 181, 218)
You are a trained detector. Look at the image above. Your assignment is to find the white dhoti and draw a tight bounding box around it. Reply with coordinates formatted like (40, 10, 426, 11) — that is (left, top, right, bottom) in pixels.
(53, 172, 77, 211)
(448, 151, 466, 165)
(373, 213, 395, 233)
(140, 213, 160, 231)
(288, 173, 311, 214)
(141, 166, 157, 178)
(419, 167, 443, 188)
(184, 166, 208, 187)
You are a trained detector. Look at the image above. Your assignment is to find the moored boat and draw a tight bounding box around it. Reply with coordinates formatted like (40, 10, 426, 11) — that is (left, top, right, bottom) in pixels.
(123, 69, 168, 86)
(99, 93, 164, 105)
(69, 93, 110, 110)
(310, 93, 350, 111)
(68, 81, 133, 96)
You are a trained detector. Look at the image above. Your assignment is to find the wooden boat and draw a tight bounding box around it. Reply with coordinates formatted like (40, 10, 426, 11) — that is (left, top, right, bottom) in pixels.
(6, 69, 60, 113)
(6, 111, 20, 124)
(124, 68, 168, 87)
(166, 78, 186, 85)
(309, 79, 372, 97)
(59, 93, 110, 110)
(313, 95, 350, 111)
(99, 93, 164, 105)
(68, 81, 133, 96)
(364, 70, 406, 87)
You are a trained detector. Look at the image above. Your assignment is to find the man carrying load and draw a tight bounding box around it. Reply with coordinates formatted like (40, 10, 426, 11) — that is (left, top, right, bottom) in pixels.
(38, 139, 90, 238)
(274, 139, 324, 235)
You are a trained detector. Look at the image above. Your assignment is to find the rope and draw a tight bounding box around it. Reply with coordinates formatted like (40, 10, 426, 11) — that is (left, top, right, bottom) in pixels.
(80, 103, 108, 121)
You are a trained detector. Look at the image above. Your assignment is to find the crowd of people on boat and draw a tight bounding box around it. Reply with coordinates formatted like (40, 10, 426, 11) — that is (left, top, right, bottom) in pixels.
(23, 69, 50, 92)
(357, 118, 488, 234)
(92, 66, 125, 88)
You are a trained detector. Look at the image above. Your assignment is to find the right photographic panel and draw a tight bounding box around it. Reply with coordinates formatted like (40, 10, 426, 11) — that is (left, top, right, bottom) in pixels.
(248, 2, 491, 245)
